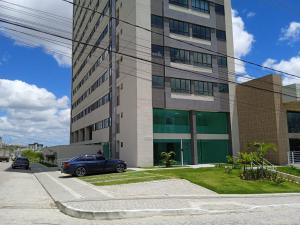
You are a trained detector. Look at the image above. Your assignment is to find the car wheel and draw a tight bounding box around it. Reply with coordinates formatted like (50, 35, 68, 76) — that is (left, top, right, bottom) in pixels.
(115, 163, 125, 173)
(25, 166, 29, 170)
(75, 167, 87, 177)
(12, 166, 15, 169)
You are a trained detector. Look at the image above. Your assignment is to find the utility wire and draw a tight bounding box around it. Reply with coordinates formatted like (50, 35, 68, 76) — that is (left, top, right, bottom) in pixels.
(0, 22, 292, 116)
(61, 0, 300, 80)
(0, 17, 298, 101)
(3, 0, 294, 92)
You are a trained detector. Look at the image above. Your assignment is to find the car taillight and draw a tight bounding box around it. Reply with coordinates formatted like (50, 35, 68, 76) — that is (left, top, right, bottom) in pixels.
(63, 162, 70, 169)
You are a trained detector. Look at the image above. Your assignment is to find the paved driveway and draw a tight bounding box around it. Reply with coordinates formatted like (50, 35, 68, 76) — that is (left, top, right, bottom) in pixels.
(1, 162, 300, 225)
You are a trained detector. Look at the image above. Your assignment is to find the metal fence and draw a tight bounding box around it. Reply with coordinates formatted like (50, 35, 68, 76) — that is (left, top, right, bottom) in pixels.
(288, 151, 300, 164)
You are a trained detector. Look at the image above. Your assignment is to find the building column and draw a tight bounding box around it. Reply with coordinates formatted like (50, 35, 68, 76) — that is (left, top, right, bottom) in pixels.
(109, 0, 117, 158)
(190, 111, 198, 165)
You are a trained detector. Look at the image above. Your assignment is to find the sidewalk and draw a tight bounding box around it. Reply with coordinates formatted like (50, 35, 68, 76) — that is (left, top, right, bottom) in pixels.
(31, 163, 300, 220)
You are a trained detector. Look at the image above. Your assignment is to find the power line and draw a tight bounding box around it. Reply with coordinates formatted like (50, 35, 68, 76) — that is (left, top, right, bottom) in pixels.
(0, 0, 72, 23)
(0, 17, 298, 101)
(0, 21, 292, 117)
(2, 0, 296, 92)
(61, 0, 300, 80)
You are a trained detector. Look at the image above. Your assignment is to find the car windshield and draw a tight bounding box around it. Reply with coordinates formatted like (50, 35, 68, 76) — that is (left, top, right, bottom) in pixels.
(16, 158, 28, 162)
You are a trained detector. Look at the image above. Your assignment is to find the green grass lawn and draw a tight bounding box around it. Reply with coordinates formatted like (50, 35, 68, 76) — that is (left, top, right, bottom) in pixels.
(277, 166, 300, 177)
(79, 167, 300, 194)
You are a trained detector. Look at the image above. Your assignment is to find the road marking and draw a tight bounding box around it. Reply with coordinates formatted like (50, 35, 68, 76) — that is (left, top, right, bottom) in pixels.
(250, 203, 300, 210)
(44, 173, 83, 200)
(66, 175, 115, 198)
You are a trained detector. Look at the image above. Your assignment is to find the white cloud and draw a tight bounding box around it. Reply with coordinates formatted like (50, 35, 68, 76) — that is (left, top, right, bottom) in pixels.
(0, 0, 73, 67)
(262, 56, 300, 85)
(0, 79, 70, 146)
(280, 21, 300, 43)
(232, 10, 255, 76)
(246, 12, 256, 18)
(236, 74, 255, 83)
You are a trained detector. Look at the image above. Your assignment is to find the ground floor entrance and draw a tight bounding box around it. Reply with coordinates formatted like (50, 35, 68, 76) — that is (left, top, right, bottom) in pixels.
(153, 139, 229, 166)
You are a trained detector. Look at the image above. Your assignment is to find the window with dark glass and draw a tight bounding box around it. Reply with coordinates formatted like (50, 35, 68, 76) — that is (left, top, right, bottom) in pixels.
(218, 83, 229, 93)
(192, 52, 212, 67)
(151, 14, 163, 28)
(169, 0, 188, 7)
(216, 30, 226, 41)
(170, 48, 212, 67)
(215, 4, 225, 15)
(152, 75, 164, 88)
(171, 78, 191, 93)
(169, 19, 189, 36)
(170, 48, 190, 64)
(194, 81, 213, 96)
(287, 112, 300, 133)
(152, 44, 164, 58)
(192, 24, 211, 40)
(192, 0, 210, 13)
(218, 56, 227, 67)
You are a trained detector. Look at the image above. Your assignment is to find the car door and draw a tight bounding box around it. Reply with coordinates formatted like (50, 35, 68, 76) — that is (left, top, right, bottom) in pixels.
(82, 155, 98, 173)
(94, 156, 107, 172)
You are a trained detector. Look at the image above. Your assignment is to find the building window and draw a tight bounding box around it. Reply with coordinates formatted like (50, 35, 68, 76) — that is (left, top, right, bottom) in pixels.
(171, 78, 191, 93)
(151, 14, 163, 28)
(116, 8, 119, 26)
(170, 48, 190, 64)
(170, 48, 212, 68)
(152, 75, 164, 88)
(192, 24, 211, 40)
(192, 52, 212, 67)
(153, 108, 190, 133)
(218, 56, 227, 67)
(215, 4, 225, 15)
(152, 44, 164, 58)
(216, 30, 226, 41)
(287, 112, 300, 133)
(194, 81, 213, 96)
(218, 83, 229, 93)
(191, 0, 210, 13)
(169, 0, 188, 8)
(169, 19, 189, 36)
(116, 34, 120, 52)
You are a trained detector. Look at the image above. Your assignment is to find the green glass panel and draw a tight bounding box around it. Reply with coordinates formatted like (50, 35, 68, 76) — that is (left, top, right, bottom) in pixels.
(153, 139, 192, 165)
(197, 140, 229, 163)
(103, 143, 110, 159)
(153, 108, 190, 133)
(196, 112, 228, 134)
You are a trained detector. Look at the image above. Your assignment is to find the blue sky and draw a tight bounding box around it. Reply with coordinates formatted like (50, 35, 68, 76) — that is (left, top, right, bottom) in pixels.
(232, 0, 300, 82)
(0, 0, 300, 146)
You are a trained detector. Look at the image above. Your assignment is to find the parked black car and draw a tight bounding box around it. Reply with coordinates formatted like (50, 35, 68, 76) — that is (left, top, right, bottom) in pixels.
(12, 157, 30, 170)
(61, 155, 127, 177)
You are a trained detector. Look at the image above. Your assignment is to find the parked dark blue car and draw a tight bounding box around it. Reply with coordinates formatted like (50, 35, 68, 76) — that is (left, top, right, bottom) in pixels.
(12, 157, 30, 170)
(61, 155, 127, 177)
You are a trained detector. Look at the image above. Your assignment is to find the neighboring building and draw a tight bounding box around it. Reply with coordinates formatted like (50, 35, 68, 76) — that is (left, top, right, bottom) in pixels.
(28, 143, 44, 151)
(70, 0, 239, 167)
(236, 75, 300, 165)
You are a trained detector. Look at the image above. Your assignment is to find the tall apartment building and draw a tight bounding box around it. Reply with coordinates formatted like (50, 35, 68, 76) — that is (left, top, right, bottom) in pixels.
(70, 0, 239, 167)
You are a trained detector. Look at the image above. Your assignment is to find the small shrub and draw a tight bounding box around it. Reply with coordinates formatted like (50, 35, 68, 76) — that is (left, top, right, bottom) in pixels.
(160, 151, 176, 168)
(274, 177, 285, 185)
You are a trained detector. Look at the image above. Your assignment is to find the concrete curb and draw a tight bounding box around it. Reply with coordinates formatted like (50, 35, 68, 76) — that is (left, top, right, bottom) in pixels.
(55, 201, 208, 220)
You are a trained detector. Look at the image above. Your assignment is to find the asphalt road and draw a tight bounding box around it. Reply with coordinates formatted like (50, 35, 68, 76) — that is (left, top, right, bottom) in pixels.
(0, 162, 300, 225)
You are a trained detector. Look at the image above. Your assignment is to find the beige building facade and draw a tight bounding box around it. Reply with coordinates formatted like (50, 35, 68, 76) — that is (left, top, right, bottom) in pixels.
(237, 75, 300, 165)
(71, 0, 239, 167)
